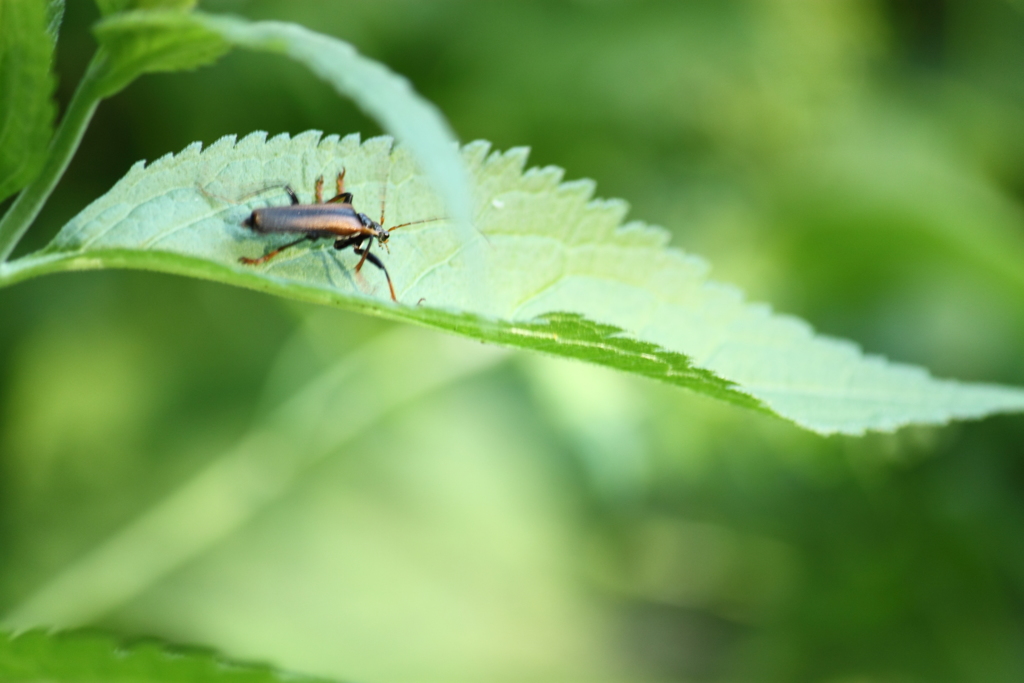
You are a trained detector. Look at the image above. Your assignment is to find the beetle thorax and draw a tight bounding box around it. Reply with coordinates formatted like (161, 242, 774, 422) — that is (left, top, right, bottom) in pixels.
(357, 212, 389, 242)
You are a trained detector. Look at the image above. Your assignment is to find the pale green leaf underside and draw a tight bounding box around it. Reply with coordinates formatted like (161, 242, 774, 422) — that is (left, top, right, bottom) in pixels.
(0, 630, 330, 682)
(12, 132, 1024, 435)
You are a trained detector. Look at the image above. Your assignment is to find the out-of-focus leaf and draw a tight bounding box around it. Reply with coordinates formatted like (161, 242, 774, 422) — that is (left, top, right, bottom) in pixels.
(4, 131, 1024, 434)
(2, 325, 508, 629)
(0, 0, 57, 204)
(0, 629, 330, 682)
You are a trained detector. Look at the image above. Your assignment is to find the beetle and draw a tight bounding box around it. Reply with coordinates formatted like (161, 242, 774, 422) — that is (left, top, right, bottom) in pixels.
(231, 170, 437, 301)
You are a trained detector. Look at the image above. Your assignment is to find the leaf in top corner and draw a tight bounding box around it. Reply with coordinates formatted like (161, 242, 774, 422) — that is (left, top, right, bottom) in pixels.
(91, 10, 229, 98)
(27, 132, 1024, 435)
(0, 0, 58, 204)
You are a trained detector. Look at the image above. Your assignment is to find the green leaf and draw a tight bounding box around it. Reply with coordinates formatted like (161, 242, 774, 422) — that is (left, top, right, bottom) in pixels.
(6, 131, 1024, 435)
(0, 629, 331, 682)
(91, 11, 230, 98)
(0, 0, 58, 204)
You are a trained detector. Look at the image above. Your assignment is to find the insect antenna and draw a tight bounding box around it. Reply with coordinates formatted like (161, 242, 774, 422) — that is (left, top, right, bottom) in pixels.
(379, 138, 395, 226)
(386, 217, 447, 231)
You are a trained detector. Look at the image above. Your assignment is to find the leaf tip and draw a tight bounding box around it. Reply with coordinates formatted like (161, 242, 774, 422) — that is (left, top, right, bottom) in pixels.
(490, 146, 531, 175)
(207, 134, 238, 154)
(559, 178, 598, 203)
(522, 165, 566, 191)
(462, 140, 493, 168)
(236, 130, 270, 151)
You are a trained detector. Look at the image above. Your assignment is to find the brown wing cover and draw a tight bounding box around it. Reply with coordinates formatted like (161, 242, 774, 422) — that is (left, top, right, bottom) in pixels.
(250, 204, 365, 235)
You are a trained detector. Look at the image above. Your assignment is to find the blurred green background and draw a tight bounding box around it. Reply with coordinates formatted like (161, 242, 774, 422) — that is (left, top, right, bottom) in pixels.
(4, 1, 1024, 681)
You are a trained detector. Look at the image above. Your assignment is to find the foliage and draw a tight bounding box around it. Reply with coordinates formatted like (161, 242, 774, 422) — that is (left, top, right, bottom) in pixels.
(2, 1, 1024, 682)
(0, 629, 331, 682)
(0, 0, 58, 203)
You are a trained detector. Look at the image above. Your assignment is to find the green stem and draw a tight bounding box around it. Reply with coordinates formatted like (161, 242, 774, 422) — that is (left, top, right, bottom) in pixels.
(0, 52, 105, 263)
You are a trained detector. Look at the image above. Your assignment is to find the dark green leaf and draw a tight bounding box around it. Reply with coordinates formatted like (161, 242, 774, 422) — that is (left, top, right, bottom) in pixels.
(0, 0, 58, 203)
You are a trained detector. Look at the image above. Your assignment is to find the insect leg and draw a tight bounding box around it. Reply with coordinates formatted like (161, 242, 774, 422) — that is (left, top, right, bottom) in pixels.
(239, 234, 317, 265)
(333, 235, 396, 301)
(327, 169, 354, 204)
(315, 176, 324, 203)
(332, 234, 363, 252)
(353, 245, 397, 301)
(283, 185, 300, 205)
(327, 192, 354, 205)
(354, 237, 374, 273)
